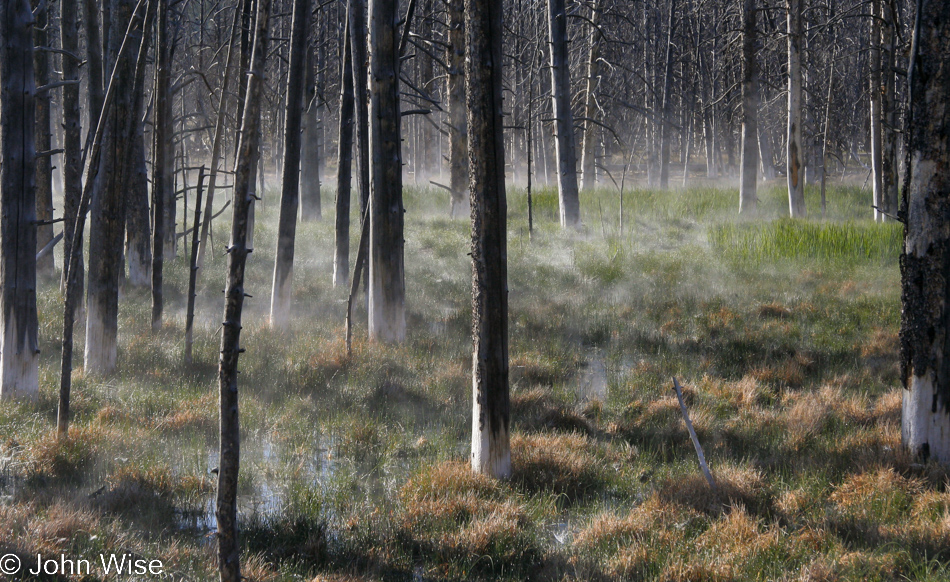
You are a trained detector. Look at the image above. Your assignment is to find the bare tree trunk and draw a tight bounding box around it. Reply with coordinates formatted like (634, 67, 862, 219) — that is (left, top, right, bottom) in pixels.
(658, 0, 676, 190)
(300, 51, 323, 220)
(467, 0, 511, 479)
(367, 0, 406, 343)
(547, 0, 580, 227)
(0, 0, 39, 400)
(786, 0, 806, 217)
(334, 8, 355, 289)
(83, 0, 104, 134)
(125, 37, 152, 288)
(900, 0, 950, 465)
(197, 4, 241, 270)
(60, 0, 83, 298)
(270, 0, 310, 328)
(739, 0, 758, 215)
(580, 0, 602, 191)
(757, 78, 776, 181)
(185, 168, 204, 364)
(85, 0, 141, 376)
(151, 0, 171, 331)
(33, 0, 54, 275)
(870, 0, 885, 221)
(881, 0, 899, 219)
(217, 0, 271, 578)
(447, 0, 468, 217)
(351, 0, 370, 215)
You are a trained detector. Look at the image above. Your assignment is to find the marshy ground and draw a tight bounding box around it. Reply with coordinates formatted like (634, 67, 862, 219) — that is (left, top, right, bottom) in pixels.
(1, 181, 946, 581)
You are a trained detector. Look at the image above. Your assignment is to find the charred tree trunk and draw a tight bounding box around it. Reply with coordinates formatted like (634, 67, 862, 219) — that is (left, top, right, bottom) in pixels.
(60, 0, 83, 297)
(368, 0, 406, 343)
(447, 0, 469, 217)
(151, 0, 171, 331)
(32, 0, 54, 275)
(900, 0, 950, 465)
(217, 0, 271, 578)
(547, 0, 580, 227)
(580, 0, 602, 191)
(270, 0, 310, 328)
(84, 0, 141, 376)
(739, 0, 758, 215)
(466, 0, 511, 479)
(786, 0, 806, 217)
(0, 0, 39, 400)
(334, 8, 355, 289)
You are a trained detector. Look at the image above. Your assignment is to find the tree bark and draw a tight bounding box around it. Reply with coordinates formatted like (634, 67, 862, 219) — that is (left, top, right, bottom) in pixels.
(870, 0, 884, 221)
(83, 0, 104, 137)
(300, 51, 323, 221)
(32, 0, 54, 275)
(447, 0, 469, 217)
(739, 0, 758, 215)
(0, 0, 39, 400)
(350, 0, 370, 215)
(580, 0, 602, 191)
(270, 0, 310, 329)
(185, 168, 204, 364)
(786, 0, 806, 217)
(658, 0, 676, 190)
(367, 0, 406, 343)
(84, 0, 141, 376)
(547, 0, 580, 227)
(151, 0, 171, 331)
(900, 0, 950, 465)
(125, 32, 152, 288)
(60, 0, 83, 299)
(881, 0, 899, 220)
(334, 8, 355, 289)
(217, 0, 271, 578)
(466, 0, 511, 479)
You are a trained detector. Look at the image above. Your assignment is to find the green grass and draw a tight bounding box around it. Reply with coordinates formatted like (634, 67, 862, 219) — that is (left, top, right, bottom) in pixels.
(0, 179, 940, 582)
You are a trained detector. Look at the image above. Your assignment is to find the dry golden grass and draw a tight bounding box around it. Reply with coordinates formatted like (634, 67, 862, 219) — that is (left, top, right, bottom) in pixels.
(510, 387, 592, 434)
(659, 464, 771, 516)
(511, 433, 606, 502)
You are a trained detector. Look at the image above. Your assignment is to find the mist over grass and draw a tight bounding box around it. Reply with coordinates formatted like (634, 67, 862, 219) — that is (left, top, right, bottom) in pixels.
(2, 180, 943, 581)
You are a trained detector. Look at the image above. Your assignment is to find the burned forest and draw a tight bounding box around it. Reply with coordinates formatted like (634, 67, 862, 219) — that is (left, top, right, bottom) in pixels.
(2, 0, 950, 580)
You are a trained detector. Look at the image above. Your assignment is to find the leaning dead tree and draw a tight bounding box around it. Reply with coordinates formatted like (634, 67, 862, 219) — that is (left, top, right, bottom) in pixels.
(900, 0, 950, 465)
(468, 0, 511, 478)
(0, 0, 39, 400)
(216, 0, 271, 578)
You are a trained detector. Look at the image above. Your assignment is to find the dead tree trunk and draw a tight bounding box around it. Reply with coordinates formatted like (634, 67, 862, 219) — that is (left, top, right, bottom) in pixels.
(447, 0, 468, 217)
(270, 0, 310, 329)
(217, 0, 270, 578)
(467, 0, 511, 479)
(870, 0, 884, 221)
(739, 0, 758, 215)
(658, 0, 676, 190)
(184, 168, 204, 364)
(60, 0, 83, 297)
(547, 0, 580, 227)
(367, 0, 406, 343)
(900, 0, 950, 465)
(0, 0, 39, 400)
(125, 31, 152, 288)
(83, 0, 104, 133)
(300, 51, 323, 220)
(880, 0, 899, 220)
(151, 0, 171, 331)
(84, 0, 141, 376)
(197, 4, 241, 270)
(580, 0, 602, 191)
(349, 0, 370, 213)
(32, 0, 54, 275)
(334, 7, 355, 289)
(786, 0, 806, 217)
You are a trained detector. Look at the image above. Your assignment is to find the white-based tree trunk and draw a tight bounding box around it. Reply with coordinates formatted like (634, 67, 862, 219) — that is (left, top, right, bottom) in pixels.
(0, 0, 40, 400)
(901, 0, 950, 465)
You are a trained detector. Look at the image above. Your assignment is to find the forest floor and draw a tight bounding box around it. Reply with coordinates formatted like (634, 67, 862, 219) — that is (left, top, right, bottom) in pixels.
(2, 181, 946, 582)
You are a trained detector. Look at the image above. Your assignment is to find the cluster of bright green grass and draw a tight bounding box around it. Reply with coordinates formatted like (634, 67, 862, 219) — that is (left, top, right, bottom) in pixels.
(1, 178, 945, 582)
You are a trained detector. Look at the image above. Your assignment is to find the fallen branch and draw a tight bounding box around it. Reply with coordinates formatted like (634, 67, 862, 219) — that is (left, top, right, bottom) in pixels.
(672, 377, 717, 490)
